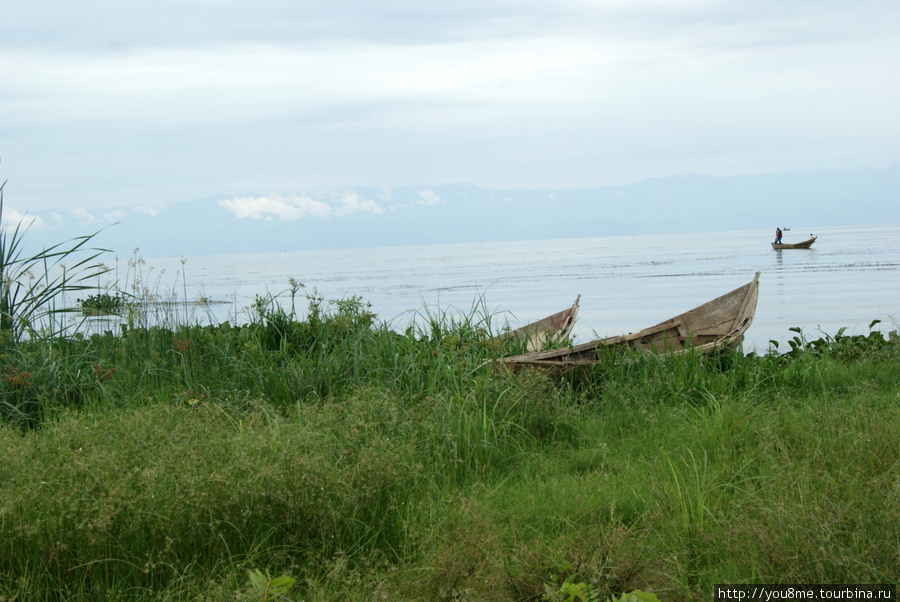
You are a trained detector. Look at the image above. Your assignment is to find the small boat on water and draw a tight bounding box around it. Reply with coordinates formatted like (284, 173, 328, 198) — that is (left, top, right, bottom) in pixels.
(496, 273, 760, 370)
(499, 295, 580, 352)
(772, 235, 816, 249)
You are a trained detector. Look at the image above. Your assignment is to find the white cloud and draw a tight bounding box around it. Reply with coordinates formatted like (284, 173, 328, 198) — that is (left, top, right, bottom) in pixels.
(417, 188, 443, 205)
(53, 208, 125, 227)
(71, 209, 98, 224)
(102, 209, 127, 222)
(1, 37, 613, 130)
(133, 205, 161, 217)
(218, 192, 383, 221)
(218, 195, 329, 220)
(2, 210, 46, 231)
(330, 191, 384, 216)
(5, 1, 899, 213)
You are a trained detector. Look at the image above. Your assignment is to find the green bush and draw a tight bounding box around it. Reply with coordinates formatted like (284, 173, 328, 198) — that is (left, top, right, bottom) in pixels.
(78, 293, 126, 315)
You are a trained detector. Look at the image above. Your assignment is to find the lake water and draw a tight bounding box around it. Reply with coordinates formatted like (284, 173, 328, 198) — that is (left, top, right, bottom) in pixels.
(103, 223, 899, 354)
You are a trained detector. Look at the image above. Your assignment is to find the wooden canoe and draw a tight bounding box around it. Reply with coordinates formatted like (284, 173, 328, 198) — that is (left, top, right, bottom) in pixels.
(772, 236, 816, 249)
(496, 273, 759, 370)
(499, 295, 580, 352)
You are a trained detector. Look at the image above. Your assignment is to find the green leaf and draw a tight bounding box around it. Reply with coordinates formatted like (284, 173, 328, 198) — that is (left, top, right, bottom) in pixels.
(248, 569, 295, 597)
(267, 575, 295, 594)
(248, 568, 268, 589)
(609, 591, 661, 602)
(560, 580, 590, 601)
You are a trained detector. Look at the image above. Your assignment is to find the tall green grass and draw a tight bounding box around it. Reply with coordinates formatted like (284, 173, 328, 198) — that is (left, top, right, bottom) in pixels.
(1, 292, 897, 600)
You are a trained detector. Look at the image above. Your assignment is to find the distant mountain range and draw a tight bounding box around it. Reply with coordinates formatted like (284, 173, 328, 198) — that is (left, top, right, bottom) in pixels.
(18, 164, 900, 258)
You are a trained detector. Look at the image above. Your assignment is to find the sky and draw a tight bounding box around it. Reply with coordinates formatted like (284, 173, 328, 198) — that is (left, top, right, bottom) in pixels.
(2, 0, 899, 221)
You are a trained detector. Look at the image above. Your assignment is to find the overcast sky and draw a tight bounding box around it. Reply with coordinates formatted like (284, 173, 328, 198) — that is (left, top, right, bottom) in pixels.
(3, 0, 899, 215)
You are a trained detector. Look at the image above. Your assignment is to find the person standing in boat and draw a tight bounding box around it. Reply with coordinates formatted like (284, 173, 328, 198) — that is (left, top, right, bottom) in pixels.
(775, 227, 783, 244)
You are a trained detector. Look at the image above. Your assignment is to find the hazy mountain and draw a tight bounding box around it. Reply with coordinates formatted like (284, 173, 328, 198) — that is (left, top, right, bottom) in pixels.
(18, 164, 899, 258)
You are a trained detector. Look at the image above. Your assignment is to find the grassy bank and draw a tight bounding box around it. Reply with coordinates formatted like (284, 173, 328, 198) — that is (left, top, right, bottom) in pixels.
(1, 287, 898, 600)
(0, 179, 897, 600)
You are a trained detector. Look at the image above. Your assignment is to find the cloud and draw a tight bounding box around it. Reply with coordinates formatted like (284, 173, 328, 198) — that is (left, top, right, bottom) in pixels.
(218, 195, 329, 220)
(71, 209, 98, 224)
(2, 36, 614, 131)
(101, 209, 127, 222)
(3, 210, 47, 231)
(63, 208, 125, 225)
(133, 205, 162, 217)
(5, 0, 899, 214)
(218, 192, 383, 221)
(416, 188, 443, 205)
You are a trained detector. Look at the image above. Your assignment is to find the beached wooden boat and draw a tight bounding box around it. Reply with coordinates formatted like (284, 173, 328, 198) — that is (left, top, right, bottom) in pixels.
(772, 235, 816, 249)
(499, 295, 580, 352)
(496, 273, 759, 370)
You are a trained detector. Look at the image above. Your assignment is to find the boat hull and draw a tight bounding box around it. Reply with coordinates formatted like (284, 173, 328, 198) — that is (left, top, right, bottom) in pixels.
(772, 236, 816, 249)
(496, 273, 760, 370)
(500, 295, 580, 352)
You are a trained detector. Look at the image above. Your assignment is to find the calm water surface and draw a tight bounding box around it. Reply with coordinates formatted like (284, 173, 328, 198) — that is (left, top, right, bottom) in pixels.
(130, 224, 899, 354)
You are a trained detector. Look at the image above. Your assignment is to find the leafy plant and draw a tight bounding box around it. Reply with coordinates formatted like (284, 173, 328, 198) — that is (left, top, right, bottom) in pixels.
(247, 568, 296, 601)
(545, 580, 662, 602)
(608, 591, 661, 602)
(770, 321, 897, 361)
(557, 577, 596, 602)
(78, 292, 126, 315)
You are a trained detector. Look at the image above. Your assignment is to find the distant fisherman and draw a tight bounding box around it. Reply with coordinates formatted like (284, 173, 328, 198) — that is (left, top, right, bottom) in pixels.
(775, 227, 783, 244)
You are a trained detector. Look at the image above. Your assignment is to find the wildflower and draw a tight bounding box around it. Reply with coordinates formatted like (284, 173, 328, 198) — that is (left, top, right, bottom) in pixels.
(91, 364, 117, 381)
(172, 336, 192, 353)
(4, 367, 32, 389)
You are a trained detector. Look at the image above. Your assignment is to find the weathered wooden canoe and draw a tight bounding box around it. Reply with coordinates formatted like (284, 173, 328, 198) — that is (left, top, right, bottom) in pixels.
(496, 273, 759, 370)
(772, 236, 816, 249)
(499, 295, 580, 352)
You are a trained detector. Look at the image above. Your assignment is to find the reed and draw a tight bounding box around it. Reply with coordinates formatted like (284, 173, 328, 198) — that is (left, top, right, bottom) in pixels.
(0, 179, 106, 343)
